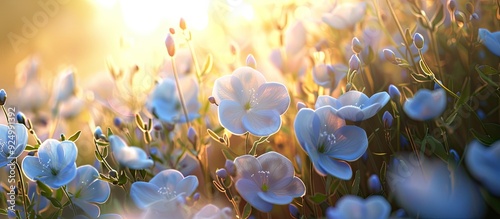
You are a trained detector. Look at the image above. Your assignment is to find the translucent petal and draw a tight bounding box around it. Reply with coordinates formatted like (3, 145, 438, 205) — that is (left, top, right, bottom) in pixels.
(243, 109, 281, 137)
(257, 191, 293, 205)
(234, 155, 261, 180)
(22, 156, 48, 181)
(258, 152, 294, 187)
(218, 100, 246, 135)
(73, 198, 100, 218)
(324, 126, 368, 161)
(466, 141, 500, 196)
(271, 177, 306, 198)
(317, 155, 353, 180)
(335, 106, 365, 121)
(479, 28, 500, 56)
(294, 108, 319, 152)
(337, 91, 369, 107)
(150, 169, 184, 190)
(315, 96, 343, 109)
(403, 89, 446, 121)
(253, 83, 290, 114)
(235, 179, 273, 212)
(175, 175, 199, 196)
(322, 2, 367, 29)
(130, 182, 163, 209)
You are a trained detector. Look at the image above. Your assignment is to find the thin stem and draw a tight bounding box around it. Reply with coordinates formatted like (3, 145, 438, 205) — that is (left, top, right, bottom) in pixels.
(14, 162, 29, 219)
(1, 105, 8, 122)
(185, 35, 202, 83)
(62, 186, 77, 216)
(245, 133, 249, 154)
(386, 0, 418, 71)
(171, 56, 192, 128)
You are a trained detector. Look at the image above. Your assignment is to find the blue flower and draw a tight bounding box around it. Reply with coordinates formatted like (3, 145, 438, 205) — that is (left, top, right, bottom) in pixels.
(147, 77, 200, 124)
(387, 154, 486, 218)
(403, 88, 446, 121)
(22, 139, 78, 188)
(269, 21, 308, 76)
(294, 107, 368, 180)
(130, 169, 198, 218)
(478, 28, 500, 56)
(212, 66, 290, 136)
(322, 2, 367, 30)
(312, 64, 347, 89)
(109, 135, 153, 170)
(326, 195, 391, 219)
(193, 204, 232, 219)
(465, 140, 500, 196)
(67, 165, 111, 218)
(0, 124, 28, 167)
(233, 151, 305, 212)
(316, 91, 390, 122)
(53, 69, 76, 105)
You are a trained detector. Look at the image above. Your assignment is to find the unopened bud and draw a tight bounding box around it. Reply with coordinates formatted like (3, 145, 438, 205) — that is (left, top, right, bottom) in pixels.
(465, 3, 474, 15)
(383, 49, 397, 64)
(246, 54, 256, 68)
(289, 204, 300, 219)
(109, 170, 118, 179)
(349, 54, 361, 71)
(455, 11, 466, 24)
(193, 192, 200, 201)
(216, 168, 228, 179)
(368, 174, 382, 193)
(449, 149, 460, 164)
(16, 112, 27, 127)
(471, 13, 479, 20)
(0, 89, 6, 105)
(169, 28, 175, 34)
(208, 96, 217, 105)
(224, 160, 236, 177)
(187, 127, 198, 146)
(165, 34, 176, 57)
(113, 117, 122, 128)
(382, 111, 393, 128)
(351, 37, 363, 54)
(179, 18, 187, 30)
(388, 84, 401, 102)
(448, 0, 456, 12)
(94, 126, 104, 140)
(413, 33, 424, 50)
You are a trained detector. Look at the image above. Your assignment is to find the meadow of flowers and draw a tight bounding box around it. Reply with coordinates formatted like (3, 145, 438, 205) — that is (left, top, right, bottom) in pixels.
(1, 0, 500, 218)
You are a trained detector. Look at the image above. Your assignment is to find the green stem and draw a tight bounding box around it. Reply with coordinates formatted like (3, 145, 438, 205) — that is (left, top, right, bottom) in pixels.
(1, 105, 8, 122)
(62, 186, 77, 216)
(185, 32, 202, 83)
(386, 0, 418, 71)
(15, 162, 29, 219)
(171, 56, 192, 128)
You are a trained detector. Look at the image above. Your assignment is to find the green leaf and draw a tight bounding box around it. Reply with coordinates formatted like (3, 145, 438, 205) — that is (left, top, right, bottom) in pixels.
(107, 127, 114, 137)
(0, 208, 8, 215)
(67, 130, 81, 142)
(96, 141, 109, 146)
(117, 171, 128, 185)
(201, 54, 213, 76)
(37, 181, 53, 197)
(242, 202, 252, 219)
(454, 77, 470, 109)
(25, 144, 40, 151)
(207, 129, 220, 142)
(476, 65, 499, 88)
(328, 177, 341, 194)
(46, 196, 62, 208)
(426, 135, 447, 161)
(477, 65, 499, 75)
(471, 129, 495, 145)
(419, 59, 433, 76)
(95, 150, 103, 162)
(309, 193, 327, 204)
(380, 161, 387, 183)
(351, 170, 361, 195)
(101, 147, 109, 159)
(431, 2, 445, 29)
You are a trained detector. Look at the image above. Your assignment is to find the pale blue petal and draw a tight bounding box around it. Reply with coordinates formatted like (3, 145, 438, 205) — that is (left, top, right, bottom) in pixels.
(46, 163, 76, 188)
(315, 96, 343, 109)
(294, 108, 319, 152)
(58, 141, 78, 168)
(271, 177, 306, 198)
(335, 106, 365, 121)
(235, 179, 273, 212)
(403, 89, 446, 121)
(218, 100, 246, 135)
(119, 146, 153, 169)
(175, 175, 198, 196)
(234, 155, 261, 180)
(231, 67, 266, 101)
(130, 181, 163, 209)
(317, 155, 353, 180)
(324, 126, 368, 161)
(243, 109, 281, 136)
(149, 169, 184, 189)
(359, 103, 382, 120)
(337, 91, 369, 107)
(258, 152, 293, 187)
(466, 141, 500, 196)
(73, 198, 100, 218)
(312, 64, 332, 88)
(22, 156, 48, 181)
(315, 106, 346, 134)
(269, 49, 283, 71)
(37, 139, 61, 166)
(10, 124, 29, 158)
(479, 28, 500, 56)
(258, 191, 293, 205)
(108, 135, 126, 154)
(365, 196, 392, 219)
(253, 83, 290, 114)
(365, 92, 390, 109)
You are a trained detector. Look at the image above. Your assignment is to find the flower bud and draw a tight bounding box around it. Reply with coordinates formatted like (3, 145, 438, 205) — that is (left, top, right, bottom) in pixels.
(208, 96, 217, 105)
(382, 111, 393, 128)
(246, 54, 256, 68)
(351, 37, 362, 54)
(448, 0, 456, 12)
(169, 28, 176, 35)
(94, 126, 104, 140)
(413, 33, 424, 50)
(289, 204, 300, 219)
(455, 11, 466, 24)
(471, 13, 479, 20)
(165, 34, 176, 57)
(368, 174, 382, 193)
(383, 49, 397, 64)
(296, 102, 307, 111)
(465, 3, 474, 15)
(362, 150, 369, 162)
(113, 117, 122, 128)
(400, 135, 409, 149)
(153, 121, 163, 131)
(179, 18, 187, 30)
(388, 84, 401, 102)
(0, 89, 6, 106)
(188, 127, 198, 146)
(216, 168, 228, 179)
(434, 80, 443, 90)
(349, 54, 361, 71)
(16, 112, 27, 126)
(224, 160, 236, 177)
(109, 170, 118, 179)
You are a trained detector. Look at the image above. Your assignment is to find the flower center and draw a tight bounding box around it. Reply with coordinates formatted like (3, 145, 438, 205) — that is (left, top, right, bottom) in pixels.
(318, 131, 336, 153)
(158, 186, 177, 200)
(251, 170, 270, 192)
(244, 88, 258, 111)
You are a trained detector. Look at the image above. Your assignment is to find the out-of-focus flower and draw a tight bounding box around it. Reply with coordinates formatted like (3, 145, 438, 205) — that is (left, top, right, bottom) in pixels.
(403, 88, 446, 121)
(368, 174, 382, 193)
(316, 91, 390, 122)
(130, 169, 198, 218)
(348, 55, 361, 71)
(212, 66, 290, 136)
(465, 140, 500, 196)
(294, 107, 368, 180)
(53, 69, 76, 105)
(73, 214, 123, 219)
(15, 57, 48, 111)
(478, 28, 500, 56)
(326, 195, 391, 219)
(109, 135, 153, 170)
(225, 160, 236, 177)
(233, 151, 306, 212)
(147, 77, 200, 124)
(192, 204, 232, 219)
(67, 165, 111, 218)
(322, 2, 366, 30)
(270, 21, 309, 76)
(312, 64, 347, 89)
(22, 139, 78, 188)
(0, 124, 28, 167)
(59, 96, 85, 119)
(387, 154, 486, 218)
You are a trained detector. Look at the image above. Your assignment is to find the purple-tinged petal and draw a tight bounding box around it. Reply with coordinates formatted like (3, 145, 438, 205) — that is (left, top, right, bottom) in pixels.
(73, 198, 100, 219)
(258, 152, 294, 187)
(403, 89, 446, 121)
(294, 108, 320, 152)
(335, 106, 365, 121)
(315, 96, 343, 109)
(235, 179, 273, 212)
(258, 192, 293, 205)
(253, 83, 290, 114)
(243, 109, 281, 136)
(175, 175, 198, 196)
(337, 91, 369, 107)
(149, 169, 184, 189)
(271, 177, 306, 198)
(234, 155, 261, 180)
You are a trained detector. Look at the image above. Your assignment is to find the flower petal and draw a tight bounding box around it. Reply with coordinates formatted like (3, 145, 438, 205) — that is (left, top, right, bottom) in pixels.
(479, 28, 500, 56)
(315, 106, 346, 134)
(324, 126, 368, 161)
(315, 96, 343, 109)
(335, 106, 365, 121)
(366, 92, 390, 109)
(73, 198, 100, 218)
(258, 191, 293, 205)
(218, 100, 246, 135)
(403, 89, 446, 121)
(253, 83, 290, 114)
(22, 156, 48, 181)
(212, 75, 245, 103)
(117, 146, 154, 169)
(235, 179, 273, 212)
(271, 177, 306, 198)
(466, 141, 500, 196)
(365, 196, 392, 219)
(175, 175, 198, 196)
(130, 181, 163, 209)
(294, 108, 319, 152)
(234, 155, 261, 180)
(243, 109, 281, 136)
(258, 152, 294, 188)
(337, 91, 369, 107)
(150, 169, 185, 189)
(317, 155, 353, 180)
